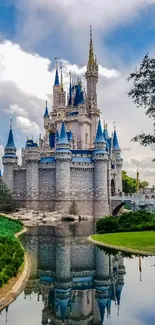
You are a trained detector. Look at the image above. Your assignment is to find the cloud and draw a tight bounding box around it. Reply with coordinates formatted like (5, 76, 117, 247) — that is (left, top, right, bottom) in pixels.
(16, 117, 41, 137)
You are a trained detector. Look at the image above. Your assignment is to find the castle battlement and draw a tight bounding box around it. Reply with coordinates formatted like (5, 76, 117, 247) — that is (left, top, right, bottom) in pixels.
(2, 27, 123, 218)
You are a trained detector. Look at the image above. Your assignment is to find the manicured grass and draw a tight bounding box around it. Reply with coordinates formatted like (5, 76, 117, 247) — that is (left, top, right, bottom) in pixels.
(91, 231, 155, 254)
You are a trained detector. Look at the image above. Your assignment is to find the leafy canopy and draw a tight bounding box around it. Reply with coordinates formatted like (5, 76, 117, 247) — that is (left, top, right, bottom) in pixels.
(128, 54, 155, 146)
(122, 170, 149, 193)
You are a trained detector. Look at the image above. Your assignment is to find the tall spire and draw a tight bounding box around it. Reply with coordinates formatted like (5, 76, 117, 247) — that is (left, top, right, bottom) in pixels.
(54, 58, 60, 86)
(88, 25, 95, 66)
(44, 100, 49, 117)
(113, 122, 120, 151)
(60, 66, 63, 92)
(68, 71, 72, 106)
(57, 122, 69, 145)
(5, 119, 16, 150)
(94, 120, 106, 144)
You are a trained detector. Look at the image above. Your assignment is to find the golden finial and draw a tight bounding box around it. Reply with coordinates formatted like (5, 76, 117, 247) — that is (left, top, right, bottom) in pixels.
(114, 121, 116, 131)
(106, 123, 108, 129)
(88, 25, 95, 66)
(69, 70, 72, 83)
(60, 65, 63, 92)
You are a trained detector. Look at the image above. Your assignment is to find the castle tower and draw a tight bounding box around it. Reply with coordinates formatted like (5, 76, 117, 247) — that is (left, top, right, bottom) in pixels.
(93, 120, 109, 218)
(2, 120, 18, 190)
(53, 60, 60, 110)
(56, 239, 71, 281)
(85, 26, 99, 146)
(55, 122, 71, 212)
(44, 100, 49, 129)
(113, 125, 123, 193)
(25, 141, 40, 209)
(59, 67, 66, 107)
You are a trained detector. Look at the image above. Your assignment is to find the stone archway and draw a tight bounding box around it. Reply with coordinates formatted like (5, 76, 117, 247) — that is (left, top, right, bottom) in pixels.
(111, 179, 115, 196)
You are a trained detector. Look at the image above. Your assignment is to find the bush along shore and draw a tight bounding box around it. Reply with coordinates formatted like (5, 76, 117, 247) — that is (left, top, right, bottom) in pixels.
(0, 215, 24, 288)
(90, 211, 155, 255)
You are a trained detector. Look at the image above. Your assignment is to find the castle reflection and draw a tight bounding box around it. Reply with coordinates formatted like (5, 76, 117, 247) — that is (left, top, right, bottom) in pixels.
(22, 223, 126, 325)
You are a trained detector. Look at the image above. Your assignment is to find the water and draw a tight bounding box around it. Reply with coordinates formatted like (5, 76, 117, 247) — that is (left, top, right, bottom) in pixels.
(1, 221, 155, 325)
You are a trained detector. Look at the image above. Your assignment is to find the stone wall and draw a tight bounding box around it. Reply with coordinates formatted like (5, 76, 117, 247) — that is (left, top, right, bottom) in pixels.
(39, 168, 56, 200)
(71, 240, 94, 270)
(14, 169, 26, 200)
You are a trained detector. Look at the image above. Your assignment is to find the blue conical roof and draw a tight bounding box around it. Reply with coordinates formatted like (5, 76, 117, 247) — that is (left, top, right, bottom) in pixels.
(74, 85, 81, 106)
(54, 68, 59, 86)
(0, 170, 2, 177)
(113, 129, 120, 151)
(55, 130, 59, 142)
(96, 298, 108, 322)
(44, 102, 49, 117)
(116, 284, 123, 305)
(94, 120, 106, 144)
(5, 127, 16, 150)
(68, 130, 73, 142)
(68, 80, 72, 106)
(57, 122, 69, 145)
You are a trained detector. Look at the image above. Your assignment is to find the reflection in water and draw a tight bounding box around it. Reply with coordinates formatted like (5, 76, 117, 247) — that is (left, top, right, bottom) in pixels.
(0, 222, 155, 325)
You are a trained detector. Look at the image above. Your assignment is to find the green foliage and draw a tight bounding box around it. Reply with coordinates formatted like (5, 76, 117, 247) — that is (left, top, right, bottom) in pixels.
(122, 170, 149, 193)
(96, 210, 155, 234)
(0, 215, 24, 287)
(127, 54, 155, 146)
(0, 236, 24, 287)
(0, 181, 16, 212)
(0, 215, 23, 236)
(69, 201, 78, 215)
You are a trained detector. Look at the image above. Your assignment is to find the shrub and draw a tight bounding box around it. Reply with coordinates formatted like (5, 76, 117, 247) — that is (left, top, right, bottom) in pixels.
(96, 211, 155, 234)
(0, 181, 16, 212)
(69, 201, 78, 215)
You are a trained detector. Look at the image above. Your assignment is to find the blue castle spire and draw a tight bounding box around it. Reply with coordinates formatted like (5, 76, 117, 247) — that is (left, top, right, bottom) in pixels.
(103, 122, 109, 151)
(113, 124, 120, 151)
(5, 119, 16, 150)
(57, 122, 69, 145)
(68, 71, 72, 106)
(54, 60, 60, 86)
(94, 120, 106, 144)
(55, 130, 59, 142)
(44, 100, 49, 117)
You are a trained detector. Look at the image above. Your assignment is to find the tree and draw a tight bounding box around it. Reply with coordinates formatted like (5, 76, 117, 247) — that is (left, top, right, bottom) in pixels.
(122, 170, 149, 193)
(127, 54, 155, 146)
(0, 180, 16, 212)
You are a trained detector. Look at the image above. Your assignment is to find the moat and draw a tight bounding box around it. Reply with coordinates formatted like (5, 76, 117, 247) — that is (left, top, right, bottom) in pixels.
(1, 221, 155, 325)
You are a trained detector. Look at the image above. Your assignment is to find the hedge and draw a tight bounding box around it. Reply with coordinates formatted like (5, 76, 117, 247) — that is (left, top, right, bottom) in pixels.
(96, 210, 155, 234)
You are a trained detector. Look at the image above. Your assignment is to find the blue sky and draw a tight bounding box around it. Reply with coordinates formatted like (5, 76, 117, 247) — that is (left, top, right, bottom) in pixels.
(1, 0, 155, 181)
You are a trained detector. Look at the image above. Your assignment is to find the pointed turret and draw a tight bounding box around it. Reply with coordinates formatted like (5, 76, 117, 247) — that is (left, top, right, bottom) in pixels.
(94, 120, 106, 146)
(5, 119, 16, 151)
(68, 71, 72, 106)
(54, 60, 60, 86)
(57, 122, 69, 145)
(88, 25, 95, 67)
(60, 66, 63, 92)
(113, 124, 120, 152)
(44, 100, 49, 117)
(55, 130, 59, 142)
(3, 120, 18, 190)
(103, 122, 109, 152)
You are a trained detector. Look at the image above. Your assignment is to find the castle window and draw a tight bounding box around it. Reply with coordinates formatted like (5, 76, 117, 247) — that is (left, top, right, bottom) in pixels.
(85, 133, 88, 143)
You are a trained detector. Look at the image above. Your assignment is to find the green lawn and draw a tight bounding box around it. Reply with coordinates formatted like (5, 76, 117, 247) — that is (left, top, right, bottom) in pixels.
(91, 231, 155, 254)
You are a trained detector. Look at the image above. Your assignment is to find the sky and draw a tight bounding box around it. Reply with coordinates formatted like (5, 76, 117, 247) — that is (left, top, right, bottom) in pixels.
(1, 0, 155, 183)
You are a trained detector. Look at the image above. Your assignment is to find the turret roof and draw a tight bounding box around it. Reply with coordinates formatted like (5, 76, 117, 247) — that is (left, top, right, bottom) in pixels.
(5, 122, 16, 150)
(57, 122, 69, 145)
(54, 68, 59, 86)
(113, 128, 120, 151)
(44, 101, 49, 117)
(94, 120, 106, 144)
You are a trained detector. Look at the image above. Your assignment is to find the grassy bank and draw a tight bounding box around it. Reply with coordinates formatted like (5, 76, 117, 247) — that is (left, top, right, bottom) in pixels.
(0, 215, 24, 288)
(91, 231, 155, 254)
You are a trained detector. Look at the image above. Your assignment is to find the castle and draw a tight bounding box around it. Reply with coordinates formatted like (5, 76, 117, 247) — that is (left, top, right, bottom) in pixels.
(2, 27, 123, 218)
